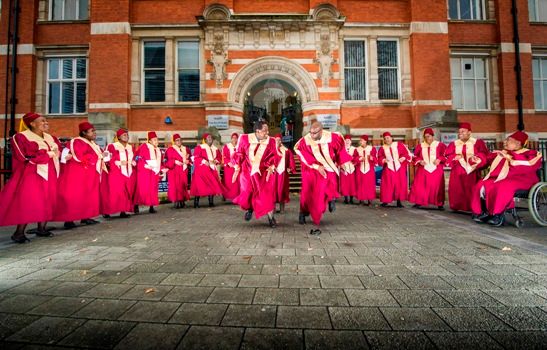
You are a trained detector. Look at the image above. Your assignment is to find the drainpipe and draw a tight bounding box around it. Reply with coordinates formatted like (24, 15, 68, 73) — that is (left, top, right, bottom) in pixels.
(511, 0, 524, 131)
(9, 0, 20, 137)
(3, 0, 13, 173)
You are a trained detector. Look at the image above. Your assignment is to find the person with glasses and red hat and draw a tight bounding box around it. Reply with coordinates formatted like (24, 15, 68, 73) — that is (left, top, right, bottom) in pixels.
(409, 128, 447, 210)
(378, 132, 412, 207)
(134, 131, 166, 214)
(222, 132, 241, 202)
(354, 135, 377, 206)
(165, 133, 191, 209)
(0, 112, 62, 243)
(100, 128, 136, 218)
(55, 121, 107, 229)
(471, 131, 543, 226)
(340, 135, 358, 205)
(445, 122, 489, 212)
(190, 132, 223, 208)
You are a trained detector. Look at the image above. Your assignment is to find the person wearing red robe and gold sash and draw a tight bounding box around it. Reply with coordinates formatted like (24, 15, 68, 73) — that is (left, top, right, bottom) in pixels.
(134, 131, 165, 214)
(190, 133, 223, 208)
(355, 135, 377, 205)
(232, 120, 280, 227)
(100, 128, 136, 218)
(294, 121, 354, 234)
(340, 135, 358, 204)
(409, 128, 447, 210)
(445, 122, 489, 212)
(378, 132, 412, 207)
(55, 121, 107, 228)
(274, 133, 296, 214)
(222, 133, 240, 201)
(165, 133, 191, 208)
(471, 131, 542, 226)
(0, 113, 61, 243)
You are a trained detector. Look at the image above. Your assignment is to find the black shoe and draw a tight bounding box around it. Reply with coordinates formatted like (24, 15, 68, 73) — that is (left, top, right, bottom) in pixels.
(396, 200, 403, 208)
(81, 219, 99, 225)
(181, 201, 186, 208)
(344, 197, 349, 204)
(299, 213, 306, 225)
(487, 214, 505, 227)
(412, 204, 421, 209)
(102, 214, 111, 219)
(309, 229, 321, 235)
(208, 196, 215, 207)
(194, 197, 200, 208)
(268, 217, 277, 228)
(64, 221, 77, 230)
(119, 212, 130, 218)
(438, 206, 445, 211)
(472, 212, 489, 223)
(244, 209, 253, 221)
(380, 203, 388, 207)
(133, 205, 140, 214)
(328, 200, 336, 213)
(35, 230, 54, 237)
(350, 197, 355, 204)
(364, 201, 371, 206)
(149, 207, 157, 214)
(11, 234, 30, 244)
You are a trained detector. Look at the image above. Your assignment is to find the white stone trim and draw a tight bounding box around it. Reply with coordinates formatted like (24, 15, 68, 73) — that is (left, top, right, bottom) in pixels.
(503, 109, 536, 114)
(412, 100, 452, 106)
(207, 88, 229, 94)
(0, 44, 35, 56)
(89, 103, 131, 109)
(302, 101, 342, 111)
(318, 87, 341, 93)
(410, 22, 448, 34)
(230, 58, 315, 65)
(0, 113, 25, 120)
(500, 43, 532, 53)
(91, 22, 131, 35)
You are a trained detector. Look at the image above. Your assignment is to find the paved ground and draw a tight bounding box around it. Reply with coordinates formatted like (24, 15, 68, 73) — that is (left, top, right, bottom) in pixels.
(0, 196, 546, 349)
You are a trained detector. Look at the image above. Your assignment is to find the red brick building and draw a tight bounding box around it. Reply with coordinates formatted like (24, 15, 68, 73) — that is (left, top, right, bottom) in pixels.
(1, 0, 546, 147)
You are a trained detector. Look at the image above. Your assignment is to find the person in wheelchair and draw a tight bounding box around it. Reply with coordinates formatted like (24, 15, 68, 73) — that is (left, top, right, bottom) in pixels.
(471, 131, 543, 226)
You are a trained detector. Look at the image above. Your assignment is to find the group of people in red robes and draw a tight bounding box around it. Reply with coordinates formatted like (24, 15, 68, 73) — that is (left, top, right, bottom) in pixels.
(0, 113, 543, 243)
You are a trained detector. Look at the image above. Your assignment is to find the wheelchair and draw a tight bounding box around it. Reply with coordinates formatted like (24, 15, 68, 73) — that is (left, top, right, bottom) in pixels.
(509, 180, 547, 228)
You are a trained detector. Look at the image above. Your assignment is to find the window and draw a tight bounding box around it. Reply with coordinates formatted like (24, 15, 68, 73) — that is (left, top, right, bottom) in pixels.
(529, 0, 547, 22)
(533, 56, 547, 110)
(47, 57, 87, 114)
(448, 0, 485, 20)
(177, 41, 200, 102)
(344, 41, 367, 100)
(143, 41, 165, 102)
(377, 40, 399, 100)
(450, 56, 489, 110)
(50, 0, 88, 21)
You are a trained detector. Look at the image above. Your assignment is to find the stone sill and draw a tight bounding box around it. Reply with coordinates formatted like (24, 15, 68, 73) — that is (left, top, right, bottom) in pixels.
(37, 20, 90, 25)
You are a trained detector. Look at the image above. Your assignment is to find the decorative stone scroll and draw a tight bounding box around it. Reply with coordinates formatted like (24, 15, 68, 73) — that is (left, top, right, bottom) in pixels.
(314, 34, 336, 87)
(208, 34, 231, 88)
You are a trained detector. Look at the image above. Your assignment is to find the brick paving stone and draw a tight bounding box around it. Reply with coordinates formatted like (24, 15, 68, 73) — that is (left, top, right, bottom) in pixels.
(485, 290, 547, 307)
(441, 276, 499, 290)
(115, 323, 188, 350)
(198, 274, 242, 287)
(40, 281, 97, 296)
(0, 295, 52, 314)
(119, 285, 174, 301)
(486, 307, 547, 330)
(283, 256, 315, 265)
(367, 265, 415, 276)
(332, 265, 373, 276)
(169, 303, 228, 325)
(207, 287, 255, 304)
(398, 275, 454, 290)
(304, 329, 368, 349)
(436, 290, 504, 307)
(0, 313, 40, 340)
(297, 265, 336, 276)
(119, 301, 180, 323)
(54, 269, 100, 282)
(27, 296, 92, 317)
(177, 326, 243, 350)
(19, 268, 70, 281)
(74, 299, 136, 320)
(313, 256, 349, 265)
(240, 328, 303, 350)
(426, 332, 503, 350)
(380, 308, 450, 331)
(319, 276, 363, 289)
(359, 276, 409, 290)
(2, 280, 59, 295)
(276, 306, 331, 329)
(389, 290, 451, 307)
(163, 286, 214, 303)
(299, 289, 349, 306)
(262, 265, 298, 275)
(482, 275, 544, 290)
(328, 307, 390, 330)
(6, 316, 85, 344)
(160, 273, 205, 286)
(253, 288, 299, 305)
(226, 264, 263, 274)
(80, 283, 134, 298)
(58, 319, 135, 348)
(192, 263, 229, 274)
(487, 331, 547, 349)
(279, 276, 320, 289)
(433, 307, 512, 331)
(88, 271, 135, 284)
(344, 290, 399, 307)
(238, 274, 279, 288)
(92, 261, 134, 271)
(122, 272, 170, 285)
(364, 331, 436, 350)
(221, 304, 276, 327)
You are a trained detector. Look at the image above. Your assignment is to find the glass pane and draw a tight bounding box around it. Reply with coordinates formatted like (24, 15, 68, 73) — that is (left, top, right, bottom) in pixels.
(76, 82, 86, 113)
(344, 68, 366, 100)
(462, 58, 474, 78)
(178, 42, 199, 69)
(474, 58, 485, 78)
(64, 0, 78, 20)
(448, 0, 459, 19)
(62, 82, 74, 114)
(532, 58, 540, 79)
(178, 69, 200, 101)
(476, 80, 487, 109)
(62, 59, 73, 79)
(534, 80, 542, 109)
(529, 0, 537, 21)
(145, 70, 165, 102)
(344, 41, 365, 67)
(379, 68, 398, 99)
(452, 80, 463, 109)
(539, 0, 547, 21)
(144, 42, 165, 69)
(76, 58, 86, 79)
(52, 0, 63, 20)
(377, 41, 398, 67)
(463, 79, 476, 109)
(542, 58, 547, 79)
(450, 58, 461, 78)
(48, 82, 60, 114)
(543, 81, 547, 110)
(48, 59, 59, 80)
(78, 0, 89, 20)
(460, 0, 472, 19)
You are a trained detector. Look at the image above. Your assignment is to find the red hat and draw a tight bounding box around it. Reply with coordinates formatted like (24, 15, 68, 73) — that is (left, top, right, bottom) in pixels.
(423, 128, 434, 136)
(231, 132, 239, 139)
(22, 112, 41, 127)
(459, 122, 472, 131)
(116, 128, 128, 138)
(508, 130, 528, 145)
(79, 121, 94, 133)
(344, 135, 352, 140)
(360, 135, 369, 142)
(274, 133, 282, 139)
(382, 132, 392, 138)
(147, 131, 157, 140)
(172, 133, 181, 141)
(202, 133, 210, 140)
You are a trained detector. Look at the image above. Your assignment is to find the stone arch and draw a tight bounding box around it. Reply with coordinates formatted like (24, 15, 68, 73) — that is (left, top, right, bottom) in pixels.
(203, 3, 231, 21)
(311, 3, 342, 21)
(228, 56, 319, 105)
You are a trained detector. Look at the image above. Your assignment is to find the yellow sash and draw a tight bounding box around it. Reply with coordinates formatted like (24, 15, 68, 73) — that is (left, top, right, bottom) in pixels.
(356, 145, 373, 174)
(383, 142, 401, 172)
(112, 141, 134, 177)
(171, 145, 188, 171)
(421, 140, 439, 174)
(484, 148, 542, 182)
(455, 137, 480, 174)
(71, 137, 105, 174)
(18, 130, 60, 180)
(343, 146, 356, 174)
(248, 133, 270, 176)
(199, 143, 218, 170)
(276, 145, 288, 174)
(303, 131, 339, 175)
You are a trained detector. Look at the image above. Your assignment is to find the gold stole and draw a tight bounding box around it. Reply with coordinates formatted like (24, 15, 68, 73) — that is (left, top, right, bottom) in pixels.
(484, 148, 542, 183)
(112, 142, 133, 177)
(145, 142, 162, 169)
(276, 145, 288, 174)
(344, 146, 356, 174)
(199, 143, 218, 170)
(19, 130, 60, 180)
(455, 137, 480, 174)
(71, 137, 105, 174)
(421, 140, 439, 173)
(248, 133, 269, 176)
(303, 131, 339, 175)
(383, 142, 401, 172)
(356, 145, 372, 174)
(172, 145, 188, 171)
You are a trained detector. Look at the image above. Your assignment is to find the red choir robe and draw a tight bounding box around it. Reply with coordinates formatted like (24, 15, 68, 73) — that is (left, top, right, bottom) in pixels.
(409, 141, 447, 207)
(445, 137, 489, 212)
(134, 143, 163, 206)
(355, 145, 378, 201)
(339, 146, 357, 197)
(100, 142, 136, 215)
(55, 137, 105, 221)
(0, 130, 61, 226)
(222, 143, 240, 200)
(471, 149, 542, 215)
(190, 143, 223, 197)
(275, 145, 296, 204)
(378, 141, 412, 203)
(232, 134, 279, 218)
(165, 145, 191, 202)
(295, 131, 354, 225)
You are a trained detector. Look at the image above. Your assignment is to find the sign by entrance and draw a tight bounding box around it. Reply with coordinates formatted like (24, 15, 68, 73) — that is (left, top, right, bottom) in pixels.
(208, 115, 229, 130)
(316, 114, 339, 129)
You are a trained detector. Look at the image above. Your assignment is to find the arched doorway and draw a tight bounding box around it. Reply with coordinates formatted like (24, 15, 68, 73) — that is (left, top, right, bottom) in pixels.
(243, 78, 302, 147)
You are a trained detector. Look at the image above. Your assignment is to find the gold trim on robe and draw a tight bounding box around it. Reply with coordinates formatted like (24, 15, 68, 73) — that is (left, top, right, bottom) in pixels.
(356, 145, 373, 174)
(455, 137, 481, 174)
(303, 130, 339, 175)
(247, 133, 270, 176)
(112, 142, 134, 177)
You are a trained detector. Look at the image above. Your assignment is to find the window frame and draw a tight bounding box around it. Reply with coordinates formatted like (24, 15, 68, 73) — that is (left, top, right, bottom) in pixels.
(343, 38, 369, 102)
(532, 54, 547, 111)
(45, 54, 88, 116)
(48, 0, 88, 21)
(448, 0, 487, 21)
(450, 53, 491, 111)
(141, 39, 167, 104)
(377, 37, 401, 101)
(175, 38, 201, 103)
(529, 0, 547, 22)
